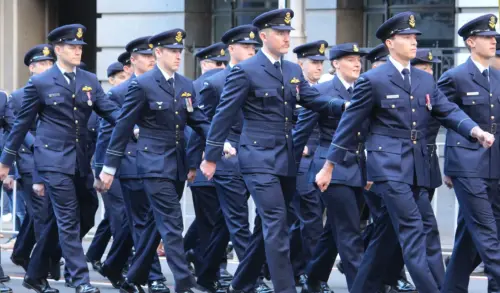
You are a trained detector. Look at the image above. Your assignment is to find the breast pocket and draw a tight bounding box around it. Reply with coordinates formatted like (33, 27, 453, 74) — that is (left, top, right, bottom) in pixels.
(380, 99, 405, 110)
(148, 101, 171, 125)
(252, 89, 279, 112)
(45, 96, 65, 106)
(461, 96, 486, 106)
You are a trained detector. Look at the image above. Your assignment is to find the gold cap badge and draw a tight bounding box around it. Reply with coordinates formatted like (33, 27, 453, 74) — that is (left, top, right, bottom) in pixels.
(353, 44, 359, 52)
(428, 51, 433, 60)
(42, 47, 50, 56)
(319, 43, 325, 54)
(284, 12, 291, 25)
(149, 44, 153, 49)
(175, 31, 183, 43)
(249, 31, 255, 39)
(220, 49, 225, 56)
(76, 28, 83, 39)
(489, 16, 497, 29)
(409, 15, 416, 28)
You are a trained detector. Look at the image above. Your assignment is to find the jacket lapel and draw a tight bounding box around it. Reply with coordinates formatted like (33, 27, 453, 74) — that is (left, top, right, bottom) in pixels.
(387, 62, 410, 94)
(51, 66, 72, 93)
(154, 66, 175, 96)
(332, 76, 350, 100)
(410, 67, 421, 94)
(468, 57, 490, 92)
(258, 51, 283, 83)
(75, 68, 85, 95)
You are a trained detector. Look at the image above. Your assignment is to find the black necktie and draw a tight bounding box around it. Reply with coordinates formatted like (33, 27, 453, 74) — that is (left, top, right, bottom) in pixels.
(402, 68, 411, 92)
(347, 87, 353, 97)
(167, 77, 174, 89)
(483, 69, 489, 82)
(64, 72, 76, 92)
(274, 61, 283, 80)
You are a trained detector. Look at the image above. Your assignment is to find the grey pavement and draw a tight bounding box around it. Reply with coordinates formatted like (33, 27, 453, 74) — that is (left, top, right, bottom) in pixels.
(0, 239, 490, 293)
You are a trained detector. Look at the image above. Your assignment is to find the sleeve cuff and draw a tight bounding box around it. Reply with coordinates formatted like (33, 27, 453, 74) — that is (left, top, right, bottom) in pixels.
(326, 143, 348, 164)
(102, 165, 117, 176)
(205, 145, 224, 162)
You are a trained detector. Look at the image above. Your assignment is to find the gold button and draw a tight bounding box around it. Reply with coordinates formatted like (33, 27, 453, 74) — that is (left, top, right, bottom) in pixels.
(412, 108, 415, 112)
(413, 122, 416, 126)
(410, 96, 414, 100)
(45, 144, 48, 148)
(285, 117, 288, 121)
(472, 101, 476, 104)
(286, 135, 289, 138)
(176, 141, 179, 144)
(356, 151, 359, 154)
(253, 141, 257, 144)
(357, 132, 361, 136)
(284, 102, 287, 105)
(457, 142, 460, 145)
(174, 99, 177, 102)
(391, 105, 395, 108)
(378, 146, 382, 150)
(92, 128, 95, 131)
(175, 111, 179, 115)
(176, 125, 179, 128)
(72, 94, 75, 98)
(22, 148, 25, 151)
(492, 116, 495, 120)
(128, 152, 131, 154)
(265, 93, 268, 96)
(74, 107, 77, 111)
(145, 147, 148, 150)
(413, 141, 417, 144)
(76, 139, 79, 142)
(159, 106, 162, 109)
(492, 104, 495, 108)
(491, 93, 493, 97)
(281, 86, 284, 89)
(75, 120, 78, 124)
(53, 102, 57, 105)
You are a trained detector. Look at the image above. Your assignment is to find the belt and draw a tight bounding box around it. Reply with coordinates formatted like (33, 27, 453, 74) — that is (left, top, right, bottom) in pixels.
(243, 120, 290, 135)
(140, 128, 185, 141)
(371, 125, 425, 142)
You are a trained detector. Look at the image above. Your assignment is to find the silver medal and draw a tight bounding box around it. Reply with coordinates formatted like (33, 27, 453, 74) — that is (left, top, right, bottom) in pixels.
(87, 100, 93, 107)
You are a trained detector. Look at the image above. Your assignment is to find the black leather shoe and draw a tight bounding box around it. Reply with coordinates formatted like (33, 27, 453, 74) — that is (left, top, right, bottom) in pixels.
(10, 255, 29, 270)
(48, 262, 61, 281)
(320, 282, 333, 293)
(0, 282, 12, 293)
(98, 265, 125, 289)
(444, 255, 450, 267)
(219, 268, 233, 281)
(91, 260, 103, 272)
(148, 280, 170, 293)
(0, 276, 9, 283)
(301, 279, 321, 293)
(295, 274, 307, 287)
(22, 276, 59, 293)
(395, 279, 416, 292)
(255, 282, 273, 293)
(197, 280, 228, 293)
(120, 281, 145, 293)
(228, 287, 246, 293)
(76, 283, 100, 293)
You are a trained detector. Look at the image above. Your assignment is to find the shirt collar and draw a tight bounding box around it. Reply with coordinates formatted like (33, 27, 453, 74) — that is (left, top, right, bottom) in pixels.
(471, 57, 489, 74)
(261, 48, 281, 65)
(157, 64, 174, 81)
(389, 55, 411, 75)
(336, 74, 353, 90)
(56, 62, 76, 76)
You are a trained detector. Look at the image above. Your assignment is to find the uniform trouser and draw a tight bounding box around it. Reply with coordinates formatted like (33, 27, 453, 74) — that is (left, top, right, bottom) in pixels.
(86, 211, 112, 262)
(232, 174, 296, 293)
(27, 171, 91, 286)
(12, 174, 50, 267)
(126, 178, 194, 291)
(350, 181, 440, 293)
(442, 177, 500, 293)
(197, 173, 253, 285)
(99, 179, 134, 277)
(184, 220, 199, 253)
(289, 162, 323, 277)
(120, 178, 165, 282)
(190, 185, 224, 270)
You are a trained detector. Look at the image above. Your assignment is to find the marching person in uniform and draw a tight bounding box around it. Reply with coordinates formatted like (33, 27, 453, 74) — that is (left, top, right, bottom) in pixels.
(8, 44, 55, 276)
(288, 41, 324, 285)
(94, 36, 170, 293)
(200, 8, 351, 293)
(185, 42, 228, 288)
(296, 42, 367, 292)
(315, 12, 494, 293)
(118, 51, 134, 78)
(0, 24, 120, 293)
(439, 14, 500, 293)
(99, 29, 211, 293)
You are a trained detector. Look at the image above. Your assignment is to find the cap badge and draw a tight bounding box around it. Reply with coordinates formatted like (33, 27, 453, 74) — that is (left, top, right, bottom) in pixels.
(42, 47, 50, 56)
(249, 31, 255, 39)
(353, 44, 359, 52)
(284, 12, 291, 25)
(428, 51, 433, 60)
(409, 15, 416, 28)
(149, 44, 153, 49)
(489, 16, 496, 29)
(175, 32, 183, 43)
(220, 48, 225, 56)
(319, 43, 325, 54)
(76, 28, 83, 39)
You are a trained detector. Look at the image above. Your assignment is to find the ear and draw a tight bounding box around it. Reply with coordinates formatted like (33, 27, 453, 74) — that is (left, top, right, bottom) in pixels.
(28, 63, 35, 73)
(259, 30, 267, 42)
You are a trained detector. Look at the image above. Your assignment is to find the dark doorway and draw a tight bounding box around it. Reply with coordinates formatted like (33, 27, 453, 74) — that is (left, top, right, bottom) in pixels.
(48, 0, 98, 73)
